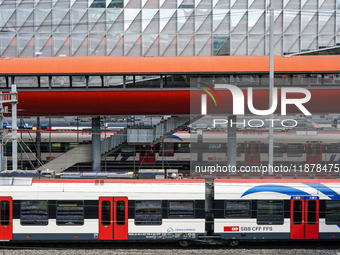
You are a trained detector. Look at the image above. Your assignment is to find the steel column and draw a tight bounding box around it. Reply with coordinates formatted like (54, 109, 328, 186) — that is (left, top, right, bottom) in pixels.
(92, 116, 101, 172)
(227, 115, 237, 173)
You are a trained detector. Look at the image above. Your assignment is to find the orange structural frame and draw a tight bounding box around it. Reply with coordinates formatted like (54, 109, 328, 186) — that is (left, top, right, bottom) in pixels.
(1, 55, 340, 74)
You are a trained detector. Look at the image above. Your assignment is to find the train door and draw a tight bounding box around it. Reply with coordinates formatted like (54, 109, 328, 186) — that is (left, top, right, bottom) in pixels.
(244, 142, 260, 165)
(290, 197, 319, 239)
(139, 145, 156, 164)
(306, 143, 322, 164)
(99, 197, 128, 240)
(0, 197, 12, 241)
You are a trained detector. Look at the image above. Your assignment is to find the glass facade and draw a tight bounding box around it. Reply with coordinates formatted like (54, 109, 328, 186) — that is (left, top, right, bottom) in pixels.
(1, 0, 340, 58)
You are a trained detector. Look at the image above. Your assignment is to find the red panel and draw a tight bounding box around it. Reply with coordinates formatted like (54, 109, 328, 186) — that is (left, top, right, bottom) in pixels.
(252, 144, 261, 165)
(99, 197, 113, 240)
(2, 88, 340, 116)
(290, 199, 304, 239)
(113, 197, 128, 240)
(305, 199, 319, 239)
(139, 145, 156, 165)
(315, 144, 322, 165)
(0, 197, 12, 241)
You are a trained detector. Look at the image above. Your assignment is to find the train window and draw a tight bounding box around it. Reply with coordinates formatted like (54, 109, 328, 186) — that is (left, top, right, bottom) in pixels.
(287, 144, 303, 157)
(225, 201, 251, 218)
(292, 200, 302, 225)
(169, 201, 194, 218)
(1, 201, 10, 226)
(56, 201, 84, 226)
(307, 144, 314, 157)
(257, 200, 284, 225)
(20, 201, 48, 226)
(245, 143, 251, 157)
(274, 143, 284, 157)
(101, 201, 111, 226)
(326, 200, 340, 225)
(307, 200, 317, 225)
(315, 144, 321, 157)
(178, 143, 190, 153)
(116, 201, 125, 225)
(159, 143, 174, 156)
(121, 146, 136, 157)
(135, 201, 162, 225)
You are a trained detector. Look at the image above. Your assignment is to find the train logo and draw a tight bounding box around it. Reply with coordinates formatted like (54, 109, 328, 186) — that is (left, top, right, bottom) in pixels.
(224, 226, 239, 232)
(200, 83, 311, 116)
(167, 227, 174, 233)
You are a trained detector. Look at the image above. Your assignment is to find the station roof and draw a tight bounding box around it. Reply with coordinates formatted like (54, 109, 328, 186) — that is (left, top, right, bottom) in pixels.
(1, 55, 340, 75)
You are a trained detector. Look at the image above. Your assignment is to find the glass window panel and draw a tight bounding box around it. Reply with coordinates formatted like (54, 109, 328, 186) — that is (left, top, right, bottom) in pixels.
(116, 201, 125, 225)
(15, 76, 38, 88)
(89, 76, 102, 87)
(320, 0, 335, 9)
(135, 200, 162, 225)
(196, 10, 211, 34)
(53, 33, 69, 55)
(293, 200, 303, 225)
(20, 200, 48, 225)
(226, 201, 251, 218)
(72, 0, 88, 8)
(230, 10, 245, 31)
(169, 201, 194, 218)
(56, 200, 84, 225)
(214, 0, 229, 8)
(101, 201, 111, 225)
(257, 200, 284, 225)
(107, 0, 124, 8)
(326, 200, 340, 224)
(35, 9, 50, 32)
(71, 9, 87, 32)
(72, 76, 86, 87)
(0, 77, 6, 88)
(17, 33, 33, 54)
(52, 76, 70, 87)
(1, 201, 10, 226)
(90, 0, 106, 7)
(249, 0, 265, 8)
(307, 200, 317, 225)
(106, 76, 124, 88)
(35, 33, 51, 54)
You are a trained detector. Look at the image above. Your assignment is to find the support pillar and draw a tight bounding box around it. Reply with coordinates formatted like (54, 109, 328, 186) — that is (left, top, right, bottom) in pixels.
(227, 115, 237, 173)
(11, 85, 17, 171)
(36, 117, 41, 168)
(92, 116, 101, 172)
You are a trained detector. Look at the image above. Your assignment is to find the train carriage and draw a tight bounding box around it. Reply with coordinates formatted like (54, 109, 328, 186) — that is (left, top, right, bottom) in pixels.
(214, 179, 340, 244)
(0, 178, 205, 243)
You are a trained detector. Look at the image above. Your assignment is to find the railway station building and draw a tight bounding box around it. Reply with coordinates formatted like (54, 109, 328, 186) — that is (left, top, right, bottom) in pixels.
(1, 0, 340, 58)
(1, 0, 340, 177)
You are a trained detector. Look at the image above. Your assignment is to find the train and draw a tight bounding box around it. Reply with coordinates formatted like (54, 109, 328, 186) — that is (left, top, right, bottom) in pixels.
(0, 177, 340, 246)
(2, 128, 340, 171)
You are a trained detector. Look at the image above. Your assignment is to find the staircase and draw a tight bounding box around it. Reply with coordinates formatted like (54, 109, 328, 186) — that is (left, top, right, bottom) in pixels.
(37, 115, 201, 173)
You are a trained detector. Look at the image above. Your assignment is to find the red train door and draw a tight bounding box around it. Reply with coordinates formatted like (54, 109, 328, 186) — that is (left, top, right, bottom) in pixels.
(306, 143, 322, 164)
(99, 197, 128, 240)
(290, 197, 319, 239)
(0, 197, 12, 241)
(244, 142, 260, 165)
(139, 145, 156, 164)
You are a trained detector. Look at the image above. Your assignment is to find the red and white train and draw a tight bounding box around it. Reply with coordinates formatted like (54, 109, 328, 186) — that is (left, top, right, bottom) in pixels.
(0, 177, 340, 246)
